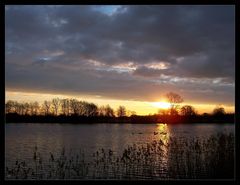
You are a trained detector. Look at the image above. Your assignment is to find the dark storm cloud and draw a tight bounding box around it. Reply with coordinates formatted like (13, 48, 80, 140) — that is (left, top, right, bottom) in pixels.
(5, 5, 235, 104)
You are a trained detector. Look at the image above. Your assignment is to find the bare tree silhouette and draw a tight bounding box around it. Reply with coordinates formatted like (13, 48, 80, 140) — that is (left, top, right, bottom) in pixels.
(52, 98, 60, 116)
(181, 105, 196, 116)
(43, 101, 51, 115)
(61, 99, 70, 116)
(117, 106, 126, 117)
(166, 92, 183, 115)
(213, 106, 226, 116)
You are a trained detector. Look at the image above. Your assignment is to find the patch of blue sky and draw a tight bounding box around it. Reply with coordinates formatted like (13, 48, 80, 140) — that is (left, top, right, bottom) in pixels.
(92, 5, 121, 16)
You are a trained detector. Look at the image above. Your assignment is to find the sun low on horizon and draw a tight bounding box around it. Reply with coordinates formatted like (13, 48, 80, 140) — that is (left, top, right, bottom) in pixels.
(5, 90, 235, 115)
(4, 5, 235, 180)
(5, 5, 235, 115)
(151, 101, 171, 109)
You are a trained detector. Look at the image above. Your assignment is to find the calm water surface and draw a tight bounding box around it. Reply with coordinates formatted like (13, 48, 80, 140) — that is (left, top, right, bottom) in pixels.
(5, 123, 234, 169)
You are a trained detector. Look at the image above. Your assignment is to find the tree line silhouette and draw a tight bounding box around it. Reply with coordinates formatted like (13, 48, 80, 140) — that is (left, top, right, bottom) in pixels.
(5, 92, 234, 124)
(5, 98, 132, 117)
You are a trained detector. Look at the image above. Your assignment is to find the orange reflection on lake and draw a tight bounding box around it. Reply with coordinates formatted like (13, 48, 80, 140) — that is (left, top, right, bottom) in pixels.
(156, 123, 170, 145)
(155, 123, 170, 170)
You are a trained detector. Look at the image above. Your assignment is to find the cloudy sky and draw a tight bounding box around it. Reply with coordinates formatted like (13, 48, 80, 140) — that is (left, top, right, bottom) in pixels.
(5, 5, 235, 114)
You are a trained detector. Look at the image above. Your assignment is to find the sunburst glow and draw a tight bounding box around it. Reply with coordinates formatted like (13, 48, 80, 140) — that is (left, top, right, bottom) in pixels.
(152, 102, 171, 109)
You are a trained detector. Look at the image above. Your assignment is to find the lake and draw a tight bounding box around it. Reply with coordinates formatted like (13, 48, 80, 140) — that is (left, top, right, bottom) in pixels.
(5, 123, 235, 179)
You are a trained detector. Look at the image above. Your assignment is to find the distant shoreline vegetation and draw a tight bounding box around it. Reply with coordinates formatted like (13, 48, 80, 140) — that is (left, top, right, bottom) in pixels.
(5, 113, 234, 124)
(5, 95, 234, 124)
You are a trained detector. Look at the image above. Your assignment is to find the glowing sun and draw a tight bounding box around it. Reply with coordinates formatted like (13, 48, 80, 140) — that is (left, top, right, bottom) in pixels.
(152, 102, 171, 109)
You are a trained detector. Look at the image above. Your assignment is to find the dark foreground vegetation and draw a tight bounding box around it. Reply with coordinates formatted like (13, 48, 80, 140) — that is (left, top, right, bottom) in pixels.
(5, 133, 234, 180)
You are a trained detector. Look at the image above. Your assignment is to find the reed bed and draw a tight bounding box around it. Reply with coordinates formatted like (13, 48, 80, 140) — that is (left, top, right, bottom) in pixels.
(5, 133, 234, 180)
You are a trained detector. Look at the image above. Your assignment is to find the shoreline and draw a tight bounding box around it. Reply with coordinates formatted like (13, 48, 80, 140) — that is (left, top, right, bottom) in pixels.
(5, 113, 235, 124)
(5, 121, 235, 125)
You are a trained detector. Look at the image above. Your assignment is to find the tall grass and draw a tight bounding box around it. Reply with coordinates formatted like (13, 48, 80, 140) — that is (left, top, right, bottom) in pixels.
(5, 133, 234, 180)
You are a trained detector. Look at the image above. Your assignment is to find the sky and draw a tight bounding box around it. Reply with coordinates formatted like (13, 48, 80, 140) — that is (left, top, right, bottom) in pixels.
(5, 5, 235, 114)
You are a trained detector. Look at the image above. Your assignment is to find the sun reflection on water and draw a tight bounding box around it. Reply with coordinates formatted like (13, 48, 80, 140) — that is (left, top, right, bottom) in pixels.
(155, 123, 170, 171)
(156, 123, 170, 146)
